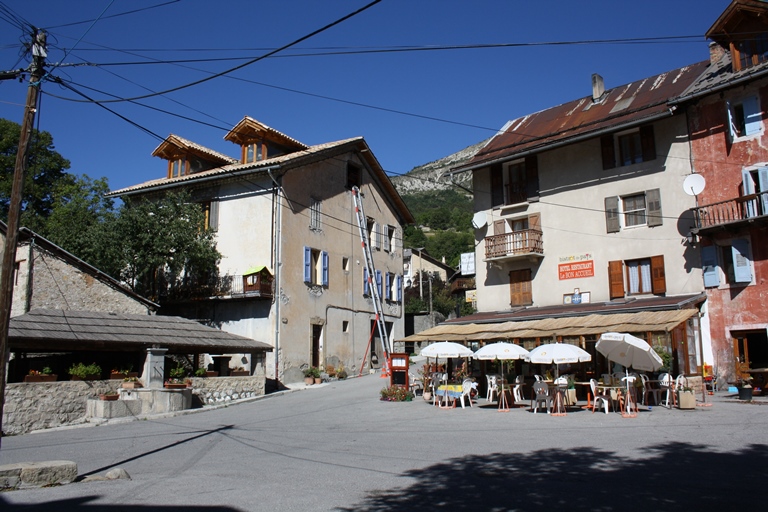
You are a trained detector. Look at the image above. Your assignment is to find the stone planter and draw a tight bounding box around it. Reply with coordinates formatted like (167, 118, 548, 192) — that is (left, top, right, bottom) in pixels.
(24, 374, 57, 382)
(677, 390, 696, 409)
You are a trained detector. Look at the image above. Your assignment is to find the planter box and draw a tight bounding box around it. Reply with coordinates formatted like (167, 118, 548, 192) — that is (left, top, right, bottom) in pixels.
(229, 371, 249, 377)
(677, 391, 696, 409)
(121, 381, 143, 389)
(70, 374, 100, 381)
(99, 394, 119, 401)
(24, 374, 57, 382)
(206, 371, 219, 377)
(164, 383, 188, 389)
(110, 372, 139, 380)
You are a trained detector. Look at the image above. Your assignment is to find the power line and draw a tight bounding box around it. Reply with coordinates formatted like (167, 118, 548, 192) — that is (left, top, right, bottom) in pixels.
(42, 1, 181, 30)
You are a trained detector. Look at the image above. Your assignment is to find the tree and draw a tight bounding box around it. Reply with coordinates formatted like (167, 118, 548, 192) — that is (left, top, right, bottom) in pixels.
(113, 191, 221, 300)
(0, 118, 72, 222)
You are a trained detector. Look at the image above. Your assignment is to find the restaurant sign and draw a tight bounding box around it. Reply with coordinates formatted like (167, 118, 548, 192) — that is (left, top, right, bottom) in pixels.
(558, 259, 595, 280)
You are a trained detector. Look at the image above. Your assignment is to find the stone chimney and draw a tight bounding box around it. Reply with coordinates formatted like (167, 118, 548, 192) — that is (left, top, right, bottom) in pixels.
(709, 41, 726, 65)
(592, 73, 605, 102)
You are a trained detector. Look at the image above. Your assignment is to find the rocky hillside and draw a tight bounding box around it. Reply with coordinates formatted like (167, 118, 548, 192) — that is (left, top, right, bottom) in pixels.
(391, 139, 488, 195)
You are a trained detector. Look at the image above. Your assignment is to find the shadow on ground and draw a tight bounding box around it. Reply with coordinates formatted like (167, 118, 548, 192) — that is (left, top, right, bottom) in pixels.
(339, 442, 768, 511)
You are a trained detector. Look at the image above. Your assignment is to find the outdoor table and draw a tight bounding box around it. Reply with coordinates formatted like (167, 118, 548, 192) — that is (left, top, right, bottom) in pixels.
(550, 384, 569, 416)
(575, 381, 593, 409)
(436, 384, 463, 409)
(597, 384, 623, 412)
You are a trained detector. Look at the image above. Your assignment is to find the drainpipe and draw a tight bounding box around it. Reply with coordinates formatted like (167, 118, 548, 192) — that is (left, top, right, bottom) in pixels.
(267, 169, 282, 382)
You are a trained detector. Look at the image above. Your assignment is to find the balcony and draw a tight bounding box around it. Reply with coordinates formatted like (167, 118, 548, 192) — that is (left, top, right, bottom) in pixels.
(159, 274, 273, 303)
(692, 192, 768, 233)
(450, 277, 476, 295)
(484, 229, 544, 261)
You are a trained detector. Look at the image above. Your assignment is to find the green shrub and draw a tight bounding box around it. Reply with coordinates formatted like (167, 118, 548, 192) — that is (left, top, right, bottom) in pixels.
(68, 362, 102, 379)
(380, 385, 414, 402)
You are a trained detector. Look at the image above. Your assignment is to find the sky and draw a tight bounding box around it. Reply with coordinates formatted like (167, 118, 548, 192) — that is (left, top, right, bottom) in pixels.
(0, 0, 733, 194)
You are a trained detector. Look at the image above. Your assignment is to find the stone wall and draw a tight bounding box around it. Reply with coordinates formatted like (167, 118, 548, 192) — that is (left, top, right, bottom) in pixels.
(3, 373, 267, 436)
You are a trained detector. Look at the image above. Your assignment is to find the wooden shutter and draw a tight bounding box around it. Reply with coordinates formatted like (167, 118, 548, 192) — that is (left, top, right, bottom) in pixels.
(608, 260, 624, 299)
(601, 134, 616, 170)
(382, 225, 389, 252)
(701, 245, 720, 288)
(509, 269, 532, 306)
(321, 251, 329, 287)
(732, 239, 752, 283)
(396, 275, 403, 302)
(376, 270, 383, 297)
(604, 196, 620, 233)
(650, 255, 666, 294)
(743, 96, 762, 136)
(303, 246, 312, 283)
(525, 155, 540, 201)
(640, 125, 656, 162)
(385, 272, 391, 301)
(209, 200, 219, 231)
(491, 163, 504, 206)
(646, 188, 662, 227)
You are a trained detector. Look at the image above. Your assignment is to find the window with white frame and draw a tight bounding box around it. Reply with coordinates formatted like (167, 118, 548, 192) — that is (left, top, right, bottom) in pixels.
(622, 193, 646, 227)
(303, 246, 329, 287)
(605, 189, 662, 233)
(608, 255, 666, 298)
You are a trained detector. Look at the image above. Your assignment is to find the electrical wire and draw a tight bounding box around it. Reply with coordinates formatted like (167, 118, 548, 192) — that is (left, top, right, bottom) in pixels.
(43, 0, 180, 30)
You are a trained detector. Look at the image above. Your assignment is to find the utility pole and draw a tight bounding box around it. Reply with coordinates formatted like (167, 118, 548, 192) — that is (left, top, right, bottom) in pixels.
(0, 30, 46, 448)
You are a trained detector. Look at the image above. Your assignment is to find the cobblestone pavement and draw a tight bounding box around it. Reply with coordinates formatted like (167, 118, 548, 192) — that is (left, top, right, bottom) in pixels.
(1, 373, 766, 511)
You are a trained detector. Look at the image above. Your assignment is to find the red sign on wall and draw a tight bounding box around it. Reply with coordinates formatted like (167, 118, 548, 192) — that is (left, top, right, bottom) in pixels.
(558, 260, 594, 280)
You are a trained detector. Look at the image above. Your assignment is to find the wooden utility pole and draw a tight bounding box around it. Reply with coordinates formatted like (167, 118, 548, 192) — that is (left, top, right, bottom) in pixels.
(0, 30, 46, 448)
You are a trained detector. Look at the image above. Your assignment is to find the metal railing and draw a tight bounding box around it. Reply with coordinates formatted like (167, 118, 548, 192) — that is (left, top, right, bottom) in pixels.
(484, 229, 543, 259)
(692, 192, 767, 229)
(160, 274, 273, 302)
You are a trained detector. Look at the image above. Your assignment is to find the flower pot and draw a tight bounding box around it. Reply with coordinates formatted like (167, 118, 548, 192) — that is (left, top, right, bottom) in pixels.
(121, 381, 142, 389)
(99, 394, 119, 401)
(677, 390, 696, 409)
(738, 386, 753, 401)
(423, 392, 432, 402)
(304, 377, 314, 385)
(314, 377, 323, 385)
(24, 374, 57, 382)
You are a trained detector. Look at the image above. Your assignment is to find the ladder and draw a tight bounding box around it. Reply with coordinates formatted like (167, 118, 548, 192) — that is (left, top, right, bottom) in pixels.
(351, 186, 391, 376)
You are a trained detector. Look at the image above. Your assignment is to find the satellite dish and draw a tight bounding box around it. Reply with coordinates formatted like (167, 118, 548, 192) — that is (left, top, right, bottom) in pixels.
(683, 174, 706, 196)
(471, 211, 487, 229)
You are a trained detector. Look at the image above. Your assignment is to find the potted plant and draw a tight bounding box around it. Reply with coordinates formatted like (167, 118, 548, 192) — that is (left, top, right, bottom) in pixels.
(737, 376, 753, 401)
(99, 391, 119, 401)
(336, 363, 348, 380)
(110, 365, 138, 380)
(380, 385, 414, 402)
(303, 367, 316, 385)
(24, 367, 57, 382)
(310, 366, 323, 384)
(229, 366, 249, 377)
(122, 376, 142, 389)
(677, 385, 696, 409)
(194, 368, 208, 378)
(68, 362, 102, 381)
(165, 364, 188, 389)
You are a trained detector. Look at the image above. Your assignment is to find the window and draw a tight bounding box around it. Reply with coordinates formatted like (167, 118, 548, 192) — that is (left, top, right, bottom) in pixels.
(201, 201, 219, 231)
(742, 167, 768, 217)
(608, 255, 665, 299)
(734, 34, 768, 71)
(384, 272, 403, 302)
(168, 157, 188, 178)
(601, 125, 656, 170)
(342, 257, 350, 272)
(726, 96, 762, 141)
(703, 239, 753, 287)
(490, 155, 539, 208)
(384, 225, 396, 253)
(244, 141, 264, 163)
(509, 268, 532, 306)
(367, 218, 380, 250)
(310, 198, 321, 231)
(342, 320, 349, 333)
(605, 189, 661, 233)
(303, 246, 329, 287)
(347, 163, 362, 189)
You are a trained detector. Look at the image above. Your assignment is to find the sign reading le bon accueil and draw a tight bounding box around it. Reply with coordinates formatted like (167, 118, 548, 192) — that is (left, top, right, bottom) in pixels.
(558, 253, 594, 280)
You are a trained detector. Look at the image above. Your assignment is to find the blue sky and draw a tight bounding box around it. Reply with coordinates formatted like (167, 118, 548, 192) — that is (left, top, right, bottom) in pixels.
(0, 1, 731, 193)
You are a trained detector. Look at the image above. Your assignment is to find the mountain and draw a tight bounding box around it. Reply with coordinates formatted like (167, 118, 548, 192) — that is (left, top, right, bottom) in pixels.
(390, 139, 488, 195)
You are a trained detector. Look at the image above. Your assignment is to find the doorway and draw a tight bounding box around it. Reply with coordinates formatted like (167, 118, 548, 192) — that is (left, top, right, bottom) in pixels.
(733, 330, 768, 379)
(311, 324, 322, 369)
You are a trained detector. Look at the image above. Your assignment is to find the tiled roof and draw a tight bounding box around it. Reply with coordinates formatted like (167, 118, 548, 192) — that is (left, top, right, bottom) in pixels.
(672, 50, 768, 103)
(152, 134, 238, 164)
(452, 62, 710, 173)
(225, 116, 308, 149)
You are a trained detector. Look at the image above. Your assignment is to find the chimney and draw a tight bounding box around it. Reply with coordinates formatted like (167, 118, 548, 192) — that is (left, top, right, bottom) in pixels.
(592, 73, 605, 103)
(709, 41, 726, 65)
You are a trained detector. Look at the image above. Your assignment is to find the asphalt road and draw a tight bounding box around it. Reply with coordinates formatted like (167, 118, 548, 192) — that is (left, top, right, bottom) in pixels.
(1, 374, 767, 511)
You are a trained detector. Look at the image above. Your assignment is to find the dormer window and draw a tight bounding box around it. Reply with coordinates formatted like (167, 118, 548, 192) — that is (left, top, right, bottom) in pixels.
(168, 157, 188, 179)
(734, 33, 768, 71)
(244, 141, 264, 163)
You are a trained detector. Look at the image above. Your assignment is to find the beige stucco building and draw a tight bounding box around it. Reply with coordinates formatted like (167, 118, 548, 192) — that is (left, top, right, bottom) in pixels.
(108, 117, 413, 383)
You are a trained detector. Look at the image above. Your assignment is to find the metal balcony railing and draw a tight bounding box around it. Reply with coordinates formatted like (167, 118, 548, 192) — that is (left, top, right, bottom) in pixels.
(484, 229, 543, 260)
(692, 192, 768, 230)
(160, 274, 273, 302)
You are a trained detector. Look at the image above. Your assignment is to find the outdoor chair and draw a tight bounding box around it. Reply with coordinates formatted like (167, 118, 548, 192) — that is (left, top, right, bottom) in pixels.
(590, 379, 611, 414)
(459, 378, 477, 409)
(640, 374, 661, 405)
(675, 374, 689, 390)
(430, 374, 443, 406)
(659, 373, 676, 408)
(486, 374, 499, 402)
(534, 374, 544, 382)
(409, 373, 422, 395)
(531, 381, 552, 414)
(513, 375, 525, 403)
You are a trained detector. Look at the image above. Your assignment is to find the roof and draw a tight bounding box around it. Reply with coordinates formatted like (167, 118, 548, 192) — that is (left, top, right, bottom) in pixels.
(443, 293, 705, 325)
(405, 248, 455, 274)
(108, 137, 415, 225)
(224, 116, 309, 150)
(398, 309, 698, 343)
(1, 223, 158, 311)
(152, 134, 238, 165)
(9, 309, 273, 354)
(450, 62, 710, 174)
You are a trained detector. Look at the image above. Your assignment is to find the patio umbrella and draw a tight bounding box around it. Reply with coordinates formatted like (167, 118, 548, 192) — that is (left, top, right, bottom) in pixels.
(420, 341, 474, 358)
(473, 342, 530, 410)
(528, 343, 592, 378)
(595, 332, 663, 372)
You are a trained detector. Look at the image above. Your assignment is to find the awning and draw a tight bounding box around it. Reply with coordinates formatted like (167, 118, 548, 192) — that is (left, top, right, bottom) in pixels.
(397, 309, 697, 344)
